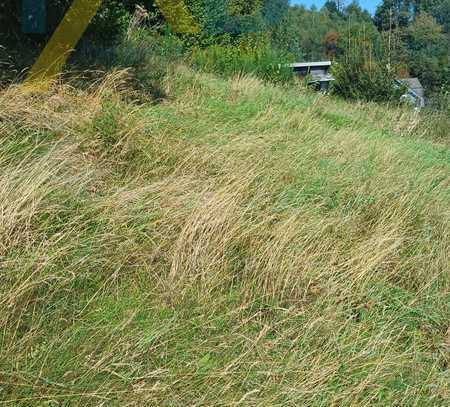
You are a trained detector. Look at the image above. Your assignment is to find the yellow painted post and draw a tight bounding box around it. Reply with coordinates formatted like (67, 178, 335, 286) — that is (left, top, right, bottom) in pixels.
(155, 0, 199, 34)
(23, 0, 200, 92)
(23, 0, 102, 92)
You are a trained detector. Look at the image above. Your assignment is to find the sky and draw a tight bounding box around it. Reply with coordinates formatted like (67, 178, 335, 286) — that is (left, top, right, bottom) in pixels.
(290, 1, 381, 15)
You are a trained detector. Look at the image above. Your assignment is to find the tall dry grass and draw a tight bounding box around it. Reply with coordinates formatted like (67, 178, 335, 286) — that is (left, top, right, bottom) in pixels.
(0, 68, 448, 405)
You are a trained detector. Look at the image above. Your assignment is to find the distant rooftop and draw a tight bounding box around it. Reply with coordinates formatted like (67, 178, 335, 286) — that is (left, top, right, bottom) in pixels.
(289, 61, 332, 68)
(396, 78, 424, 98)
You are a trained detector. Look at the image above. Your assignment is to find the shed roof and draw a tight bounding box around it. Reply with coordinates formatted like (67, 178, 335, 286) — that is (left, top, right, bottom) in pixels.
(289, 61, 332, 68)
(397, 78, 424, 98)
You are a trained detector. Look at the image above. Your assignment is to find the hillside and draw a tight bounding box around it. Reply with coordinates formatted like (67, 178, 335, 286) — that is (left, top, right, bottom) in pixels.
(1, 67, 449, 405)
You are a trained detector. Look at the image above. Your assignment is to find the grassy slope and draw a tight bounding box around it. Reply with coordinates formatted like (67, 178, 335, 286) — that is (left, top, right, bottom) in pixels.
(0, 67, 449, 405)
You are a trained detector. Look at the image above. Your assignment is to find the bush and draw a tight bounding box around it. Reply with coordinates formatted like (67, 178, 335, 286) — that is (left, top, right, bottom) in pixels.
(86, 0, 131, 44)
(331, 60, 400, 102)
(427, 87, 450, 114)
(332, 35, 400, 102)
(190, 34, 293, 83)
(73, 28, 185, 101)
(420, 88, 450, 141)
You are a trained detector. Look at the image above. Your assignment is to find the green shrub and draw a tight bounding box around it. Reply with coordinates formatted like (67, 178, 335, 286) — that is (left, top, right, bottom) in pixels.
(74, 28, 185, 101)
(427, 87, 450, 114)
(114, 30, 184, 100)
(331, 35, 400, 102)
(190, 34, 293, 82)
(86, 0, 131, 44)
(331, 60, 400, 102)
(420, 89, 450, 141)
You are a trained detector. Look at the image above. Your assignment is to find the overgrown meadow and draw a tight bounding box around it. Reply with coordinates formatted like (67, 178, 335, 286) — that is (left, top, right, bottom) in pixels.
(0, 26, 449, 404)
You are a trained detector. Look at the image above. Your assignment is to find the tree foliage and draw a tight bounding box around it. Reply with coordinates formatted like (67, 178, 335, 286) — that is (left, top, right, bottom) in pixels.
(405, 12, 449, 90)
(332, 29, 400, 102)
(1, 0, 448, 101)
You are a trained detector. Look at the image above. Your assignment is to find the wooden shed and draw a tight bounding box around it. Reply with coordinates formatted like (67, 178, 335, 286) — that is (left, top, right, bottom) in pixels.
(289, 61, 334, 91)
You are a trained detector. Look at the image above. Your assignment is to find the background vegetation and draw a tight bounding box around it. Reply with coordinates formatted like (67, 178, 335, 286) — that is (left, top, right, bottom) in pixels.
(1, 0, 449, 102)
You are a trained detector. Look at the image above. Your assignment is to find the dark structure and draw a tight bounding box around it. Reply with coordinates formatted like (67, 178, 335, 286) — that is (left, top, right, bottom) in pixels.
(289, 61, 334, 91)
(22, 0, 46, 34)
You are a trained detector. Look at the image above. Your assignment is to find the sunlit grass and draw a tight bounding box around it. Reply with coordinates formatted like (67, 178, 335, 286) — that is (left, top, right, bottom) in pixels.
(0, 67, 449, 405)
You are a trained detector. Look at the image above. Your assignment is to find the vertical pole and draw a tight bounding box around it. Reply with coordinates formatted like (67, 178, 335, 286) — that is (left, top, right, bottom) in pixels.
(24, 0, 102, 90)
(388, 7, 392, 72)
(22, 0, 46, 34)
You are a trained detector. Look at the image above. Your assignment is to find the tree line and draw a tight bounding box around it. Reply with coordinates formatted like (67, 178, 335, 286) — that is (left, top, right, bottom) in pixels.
(1, 0, 448, 102)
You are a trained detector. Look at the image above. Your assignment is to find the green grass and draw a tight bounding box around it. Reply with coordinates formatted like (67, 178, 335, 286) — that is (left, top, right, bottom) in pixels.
(0, 67, 449, 406)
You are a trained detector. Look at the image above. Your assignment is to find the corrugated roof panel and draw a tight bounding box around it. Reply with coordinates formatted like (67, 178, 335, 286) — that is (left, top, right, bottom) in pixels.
(289, 61, 332, 68)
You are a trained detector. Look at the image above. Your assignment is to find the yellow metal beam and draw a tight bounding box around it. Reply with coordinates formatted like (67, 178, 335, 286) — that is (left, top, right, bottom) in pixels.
(23, 0, 199, 92)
